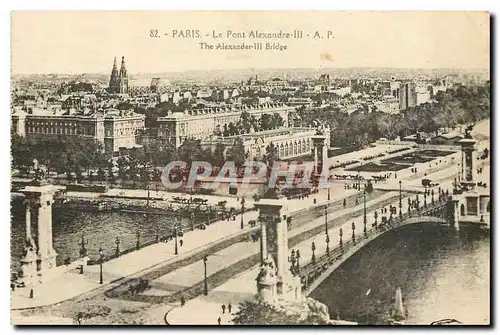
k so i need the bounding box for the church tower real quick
[118,56,129,94]
[108,57,120,94]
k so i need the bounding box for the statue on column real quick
[31,158,47,186]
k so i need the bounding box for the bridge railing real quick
[295,199,449,280]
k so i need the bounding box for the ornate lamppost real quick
[99,247,104,284]
[351,222,356,244]
[240,197,245,230]
[295,250,301,273]
[311,242,316,263]
[339,228,343,250]
[363,191,367,237]
[324,205,329,235]
[288,249,296,275]
[190,212,195,232]
[174,218,179,255]
[399,180,403,218]
[136,230,141,250]
[326,234,330,256]
[203,256,208,296]
[115,237,120,258]
[424,187,427,208]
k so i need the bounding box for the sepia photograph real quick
[9,10,490,326]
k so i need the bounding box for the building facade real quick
[156,102,293,148]
[11,109,144,155]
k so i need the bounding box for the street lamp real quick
[399,180,402,218]
[99,247,104,285]
[190,212,195,232]
[136,230,141,250]
[351,222,356,244]
[240,197,245,230]
[431,189,435,204]
[324,205,329,235]
[424,187,427,208]
[295,250,301,273]
[288,249,296,275]
[115,237,120,258]
[416,194,420,211]
[363,191,367,237]
[327,186,331,201]
[311,242,316,263]
[326,234,330,256]
[203,256,208,296]
[174,218,179,255]
[339,228,343,249]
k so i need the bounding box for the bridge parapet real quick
[297,199,450,295]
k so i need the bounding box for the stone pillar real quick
[255,197,301,301]
[20,184,64,274]
[451,198,460,231]
[311,135,327,175]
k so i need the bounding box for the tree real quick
[262,142,279,168]
[232,301,328,325]
[227,138,247,168]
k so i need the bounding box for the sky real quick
[11,11,490,74]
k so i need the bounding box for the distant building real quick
[12,108,144,155]
[399,82,417,111]
[157,102,293,148]
[108,56,129,94]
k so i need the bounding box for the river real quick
[309,223,490,325]
[10,199,193,272]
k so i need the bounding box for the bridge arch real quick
[302,214,449,296]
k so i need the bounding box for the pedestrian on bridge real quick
[217,316,221,325]
[180,239,184,247]
[228,302,232,313]
[221,304,226,314]
[180,296,185,307]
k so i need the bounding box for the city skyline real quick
[11,11,490,75]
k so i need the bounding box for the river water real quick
[310,223,490,325]
[10,199,192,272]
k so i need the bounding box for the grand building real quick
[11,108,144,155]
[156,102,293,148]
[108,56,129,94]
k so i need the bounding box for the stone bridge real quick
[297,198,452,296]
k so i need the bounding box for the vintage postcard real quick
[10,11,490,325]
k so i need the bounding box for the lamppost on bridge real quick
[324,205,329,235]
[351,222,356,244]
[399,180,403,219]
[424,186,427,208]
[115,237,120,258]
[240,197,245,230]
[431,189,435,204]
[78,234,88,258]
[339,228,343,250]
[288,249,296,275]
[136,230,141,250]
[327,186,331,201]
[203,256,208,296]
[311,242,316,264]
[295,250,301,273]
[416,194,420,212]
[174,217,179,255]
[374,210,378,229]
[326,234,330,256]
[190,212,195,232]
[363,191,367,237]
[99,247,104,285]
